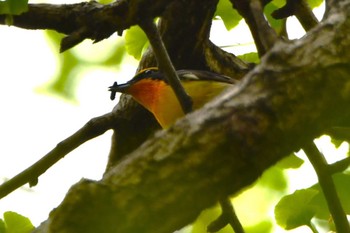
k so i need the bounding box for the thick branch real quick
[0,0,174,51]
[33,1,350,232]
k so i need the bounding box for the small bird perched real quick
[109,68,237,128]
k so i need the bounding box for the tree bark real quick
[31,0,350,232]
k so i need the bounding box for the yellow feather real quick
[151,80,232,128]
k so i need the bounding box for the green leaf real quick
[0,2,10,15]
[259,166,288,192]
[265,2,284,34]
[191,205,222,233]
[98,0,114,4]
[245,220,273,233]
[269,0,323,9]
[125,25,148,60]
[276,153,304,169]
[269,0,285,8]
[43,30,80,99]
[275,189,319,230]
[307,0,324,9]
[102,41,126,66]
[238,52,259,63]
[8,0,28,15]
[328,127,350,142]
[3,211,34,233]
[0,219,5,233]
[215,0,242,30]
[0,0,28,15]
[331,137,344,148]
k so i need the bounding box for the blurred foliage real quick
[97,0,114,4]
[0,0,28,25]
[215,0,242,30]
[264,0,324,36]
[332,138,346,149]
[0,0,28,15]
[0,211,34,233]
[327,127,350,149]
[0,219,4,233]
[267,0,323,9]
[44,30,79,99]
[308,0,324,8]
[43,30,126,99]
[192,161,290,233]
[125,25,148,60]
[238,52,259,63]
[192,205,273,233]
[311,173,350,220]
[276,153,305,170]
[265,2,285,35]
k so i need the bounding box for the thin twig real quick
[0,112,116,199]
[207,198,245,233]
[303,142,350,233]
[139,19,193,114]
[307,222,319,233]
[293,0,319,31]
[329,157,350,174]
[272,0,319,31]
[231,0,278,57]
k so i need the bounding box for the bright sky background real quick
[1,1,347,233]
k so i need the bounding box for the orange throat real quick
[126,79,184,128]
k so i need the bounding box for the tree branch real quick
[32,1,350,232]
[204,40,252,78]
[0,0,175,51]
[329,157,350,174]
[272,0,319,31]
[303,142,350,232]
[207,198,245,233]
[0,112,117,199]
[231,0,278,56]
[139,19,193,114]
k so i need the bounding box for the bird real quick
[109,67,237,129]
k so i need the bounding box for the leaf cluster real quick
[0,211,33,233]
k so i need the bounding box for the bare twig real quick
[303,142,350,233]
[0,112,116,199]
[329,157,350,174]
[231,0,278,56]
[208,198,245,233]
[139,19,193,113]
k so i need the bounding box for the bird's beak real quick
[108,82,131,100]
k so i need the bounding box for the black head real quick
[131,67,164,83]
[108,67,163,100]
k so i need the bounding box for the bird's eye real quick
[144,69,153,75]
